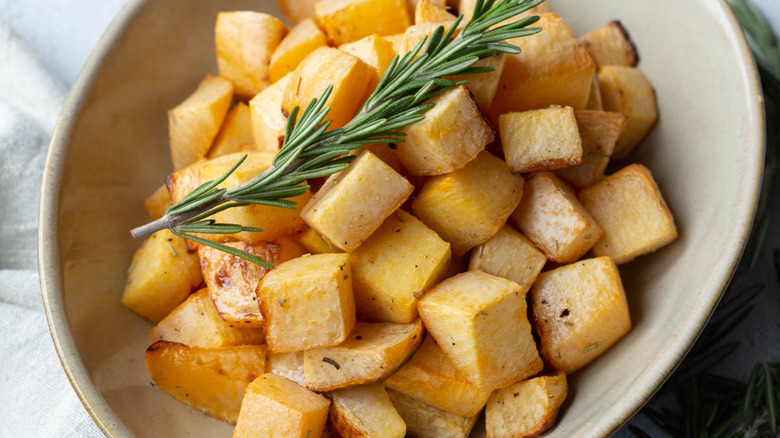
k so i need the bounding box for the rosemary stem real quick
[129,196,225,239]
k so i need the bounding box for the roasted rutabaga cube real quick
[297,227,344,254]
[249,73,290,153]
[530,257,631,373]
[145,342,266,424]
[269,19,328,83]
[384,335,492,417]
[350,210,451,324]
[314,0,412,46]
[215,11,287,99]
[143,184,171,220]
[448,54,507,111]
[500,106,583,173]
[149,289,265,347]
[233,374,331,438]
[597,65,658,159]
[415,0,456,24]
[267,351,306,386]
[338,34,397,94]
[417,270,543,391]
[301,150,413,252]
[168,75,233,170]
[578,164,678,264]
[396,85,494,176]
[555,110,626,189]
[282,47,372,129]
[386,388,480,438]
[511,172,603,264]
[485,372,568,438]
[579,21,639,69]
[207,102,254,159]
[412,151,524,256]
[468,224,547,294]
[258,253,356,353]
[303,320,424,391]
[122,229,202,323]
[329,384,407,438]
[489,13,595,121]
[278,0,320,24]
[397,22,458,57]
[585,74,604,110]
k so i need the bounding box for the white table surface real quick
[2,0,778,436]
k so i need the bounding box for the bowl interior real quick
[40,0,763,436]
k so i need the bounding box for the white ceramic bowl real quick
[39,0,764,436]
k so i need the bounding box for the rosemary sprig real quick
[130,0,543,265]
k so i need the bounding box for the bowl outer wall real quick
[38,0,765,437]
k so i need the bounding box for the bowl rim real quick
[37,0,766,436]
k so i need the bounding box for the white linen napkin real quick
[0,22,102,438]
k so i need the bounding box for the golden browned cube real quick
[386,388,479,438]
[585,74,604,110]
[249,73,290,153]
[149,289,265,347]
[385,32,405,54]
[301,150,413,252]
[530,256,631,373]
[168,75,233,170]
[396,85,494,176]
[485,372,568,438]
[207,102,254,159]
[146,342,267,424]
[303,320,424,391]
[598,65,658,158]
[415,0,455,24]
[258,253,356,353]
[282,47,372,129]
[350,210,451,324]
[500,106,583,173]
[384,335,492,417]
[233,374,331,438]
[143,184,171,220]
[578,164,678,264]
[580,21,639,69]
[122,229,202,323]
[278,0,320,24]
[215,11,287,99]
[489,13,595,122]
[296,227,343,254]
[266,351,306,386]
[555,110,626,189]
[511,172,602,263]
[412,151,524,256]
[468,224,547,293]
[338,34,397,94]
[269,19,328,83]
[329,384,407,438]
[417,270,543,391]
[315,0,412,46]
[449,54,506,111]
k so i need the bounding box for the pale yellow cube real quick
[146,342,267,424]
[598,65,658,158]
[297,227,344,254]
[468,224,547,293]
[234,374,331,438]
[384,335,492,417]
[511,172,602,263]
[361,142,405,174]
[278,0,320,24]
[249,74,290,153]
[396,85,494,176]
[386,388,479,438]
[329,384,407,438]
[417,271,543,391]
[489,13,595,123]
[338,34,396,94]
[258,253,355,353]
[500,106,583,173]
[350,210,451,324]
[486,372,568,438]
[555,109,626,189]
[578,164,678,264]
[415,0,455,24]
[580,21,639,69]
[270,19,328,83]
[208,102,254,159]
[385,33,405,54]
[303,320,424,391]
[122,229,202,323]
[282,47,372,129]
[412,151,524,256]
[215,11,287,99]
[143,184,171,220]
[530,256,631,373]
[301,150,413,252]
[448,54,507,111]
[315,0,412,46]
[149,289,265,347]
[168,75,233,170]
[267,351,306,387]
